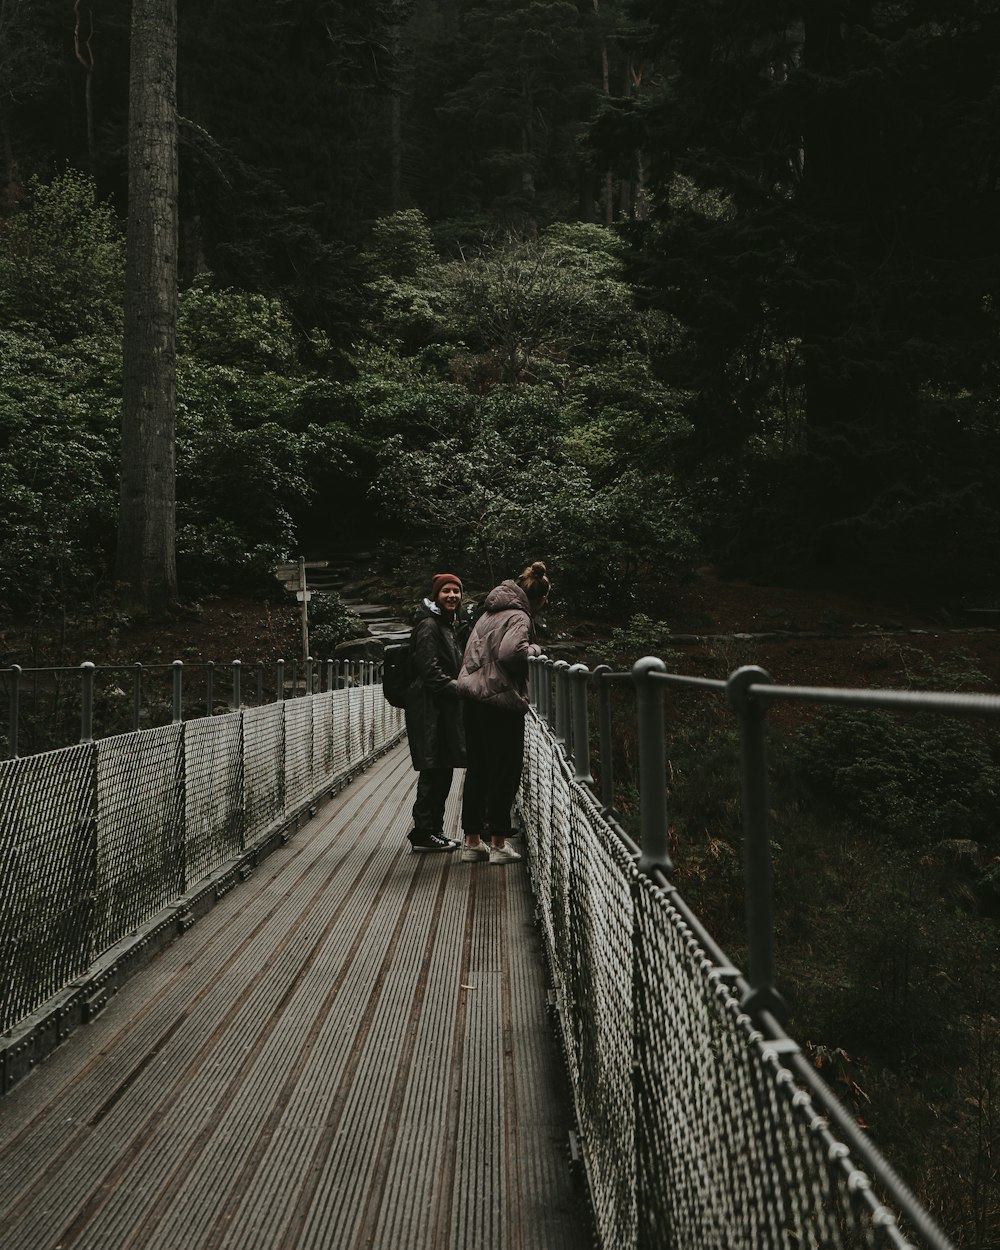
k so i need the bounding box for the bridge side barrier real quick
[0,663,403,1089]
[1,654,363,759]
[521,655,994,1250]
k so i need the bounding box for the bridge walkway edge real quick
[0,741,589,1250]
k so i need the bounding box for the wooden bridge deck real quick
[0,742,588,1250]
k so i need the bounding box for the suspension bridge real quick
[2,654,993,1249]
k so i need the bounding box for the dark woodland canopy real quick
[2,0,1000,602]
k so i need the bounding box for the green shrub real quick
[792,706,999,847]
[0,171,125,341]
[308,592,365,657]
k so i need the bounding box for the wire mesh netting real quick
[284,697,315,802]
[517,711,919,1250]
[0,746,96,1031]
[244,702,285,832]
[1,690,405,1036]
[184,713,245,885]
[95,725,186,952]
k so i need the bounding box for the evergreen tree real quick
[400,0,610,231]
[629,1,1000,591]
[117,0,179,611]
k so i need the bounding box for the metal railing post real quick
[632,656,671,876]
[231,660,241,711]
[543,659,555,727]
[326,659,333,692]
[306,656,314,695]
[727,665,786,1025]
[345,668,353,762]
[256,661,264,706]
[9,664,21,758]
[206,661,214,716]
[172,660,184,723]
[530,657,540,721]
[569,664,594,785]
[80,661,96,744]
[535,658,548,723]
[132,663,143,732]
[593,664,616,817]
[553,660,570,748]
[276,659,285,702]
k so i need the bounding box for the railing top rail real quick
[593,669,632,684]
[747,678,1000,718]
[650,670,727,693]
[533,651,1000,717]
[2,655,359,680]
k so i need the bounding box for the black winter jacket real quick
[404,600,467,770]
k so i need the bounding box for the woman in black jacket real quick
[404,573,468,851]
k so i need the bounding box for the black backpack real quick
[381,640,413,708]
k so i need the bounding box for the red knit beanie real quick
[430,573,463,598]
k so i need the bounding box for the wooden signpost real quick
[274,560,328,663]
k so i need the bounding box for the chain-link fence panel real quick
[362,684,378,757]
[329,688,352,777]
[566,788,637,1250]
[632,879,906,1248]
[519,717,554,951]
[184,714,245,884]
[548,757,574,1032]
[347,685,364,764]
[0,745,96,1032]
[94,725,185,953]
[1,678,403,1039]
[284,697,315,803]
[243,702,285,836]
[311,691,336,779]
[519,711,921,1250]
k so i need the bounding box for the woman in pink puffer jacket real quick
[457,561,550,865]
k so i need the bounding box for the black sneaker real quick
[408,831,458,852]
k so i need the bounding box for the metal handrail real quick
[526,650,995,1250]
[1,655,372,758]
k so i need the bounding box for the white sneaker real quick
[489,843,522,865]
[461,840,490,862]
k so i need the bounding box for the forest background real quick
[2,1,1000,1244]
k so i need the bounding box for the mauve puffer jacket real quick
[457,580,540,714]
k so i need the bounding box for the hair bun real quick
[529,561,547,578]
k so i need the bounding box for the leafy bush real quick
[178,278,300,374]
[176,413,311,591]
[604,613,679,669]
[308,592,366,657]
[550,468,696,612]
[0,171,125,341]
[0,328,121,615]
[791,651,1000,848]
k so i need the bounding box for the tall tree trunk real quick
[73,1,96,171]
[594,0,613,224]
[389,0,404,211]
[116,0,178,611]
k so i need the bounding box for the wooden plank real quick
[0,747,590,1250]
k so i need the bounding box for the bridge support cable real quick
[521,653,968,1250]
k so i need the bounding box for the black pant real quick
[412,767,454,834]
[461,702,525,838]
